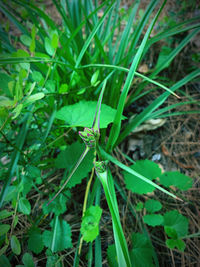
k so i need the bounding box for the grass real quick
[0,0,200,266]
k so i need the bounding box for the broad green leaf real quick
[22,253,35,267]
[20,35,32,47]
[58,83,68,94]
[31,71,43,83]
[107,244,118,267]
[45,250,62,267]
[26,166,41,178]
[28,228,44,254]
[159,172,193,191]
[55,142,94,188]
[11,235,21,255]
[0,96,14,107]
[164,226,178,239]
[42,217,72,252]
[0,210,13,220]
[45,37,55,56]
[163,210,188,238]
[166,238,186,251]
[81,206,102,242]
[0,224,10,236]
[55,101,126,128]
[144,199,162,213]
[12,104,23,119]
[43,192,69,216]
[143,214,164,227]
[0,255,11,267]
[123,160,162,194]
[18,197,31,215]
[130,233,154,267]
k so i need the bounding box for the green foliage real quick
[42,216,72,253]
[0,0,198,265]
[123,160,162,194]
[81,205,102,242]
[55,101,125,128]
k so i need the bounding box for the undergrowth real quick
[0,0,199,266]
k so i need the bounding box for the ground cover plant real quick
[0,0,200,266]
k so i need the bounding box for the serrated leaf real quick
[45,37,55,56]
[0,224,10,236]
[145,199,162,213]
[143,214,164,227]
[81,206,102,242]
[42,217,72,252]
[18,197,31,215]
[55,142,93,188]
[163,210,188,238]
[159,172,193,191]
[130,233,154,267]
[22,253,35,267]
[28,228,44,254]
[11,235,21,255]
[166,238,186,251]
[43,192,69,216]
[123,160,162,194]
[55,101,126,128]
[107,244,118,267]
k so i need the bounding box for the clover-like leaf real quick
[145,199,162,213]
[163,210,188,238]
[81,206,102,242]
[159,172,193,191]
[123,160,162,194]
[143,214,164,227]
[166,238,186,251]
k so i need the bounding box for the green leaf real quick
[11,235,21,255]
[31,71,43,83]
[43,193,69,216]
[28,228,44,254]
[18,197,31,215]
[144,199,162,213]
[0,72,14,97]
[135,202,144,211]
[55,142,94,188]
[26,166,41,178]
[163,210,188,238]
[45,80,56,93]
[159,171,193,191]
[130,233,154,267]
[143,214,164,227]
[0,210,13,220]
[58,83,68,94]
[81,206,102,242]
[164,226,178,239]
[55,101,126,128]
[22,253,35,267]
[0,255,11,267]
[45,250,62,267]
[42,217,72,253]
[45,37,55,56]
[91,70,100,86]
[12,104,23,119]
[51,32,59,49]
[123,160,162,194]
[107,244,118,267]
[0,224,10,236]
[166,238,186,251]
[20,35,32,47]
[23,93,45,106]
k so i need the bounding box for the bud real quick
[79,127,99,148]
